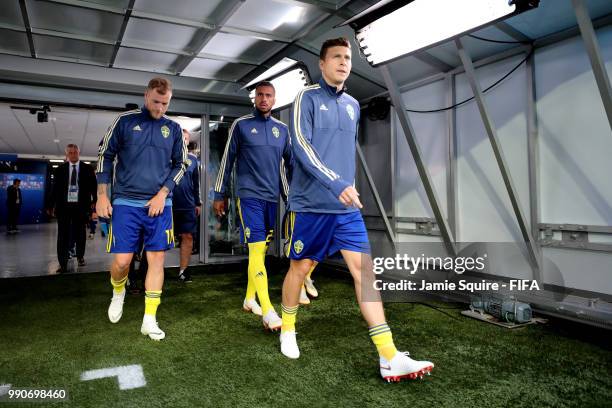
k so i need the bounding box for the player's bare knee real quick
[113,254,132,271]
[291,259,313,279]
[147,251,165,263]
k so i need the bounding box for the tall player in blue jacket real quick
[214,81,291,331]
[279,38,434,382]
[96,77,188,341]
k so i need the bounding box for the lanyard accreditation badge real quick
[68,164,79,203]
[68,185,79,203]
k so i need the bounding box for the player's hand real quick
[146,192,166,217]
[338,186,363,209]
[195,205,202,217]
[213,200,225,217]
[96,195,113,218]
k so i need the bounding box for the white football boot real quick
[280,331,300,359]
[262,309,282,331]
[243,298,263,316]
[299,286,310,305]
[380,351,434,382]
[107,289,126,323]
[140,315,166,341]
[304,277,318,298]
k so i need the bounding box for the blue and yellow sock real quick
[144,290,162,317]
[281,304,299,333]
[110,275,127,294]
[369,323,397,361]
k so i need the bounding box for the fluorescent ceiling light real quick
[169,116,201,132]
[245,60,312,111]
[283,5,304,24]
[245,57,299,89]
[341,0,539,66]
[271,5,305,30]
[49,159,64,163]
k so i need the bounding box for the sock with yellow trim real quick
[110,275,127,294]
[144,290,162,317]
[281,304,299,333]
[369,323,398,361]
[247,241,273,315]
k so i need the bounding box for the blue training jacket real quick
[96,106,188,201]
[214,109,291,203]
[173,153,201,210]
[288,78,360,213]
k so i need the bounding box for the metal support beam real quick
[356,144,396,247]
[539,223,612,253]
[571,0,612,132]
[361,44,532,106]
[200,114,210,263]
[0,22,26,33]
[284,0,340,13]
[109,0,135,67]
[379,65,457,256]
[526,51,540,244]
[134,12,292,43]
[41,0,288,43]
[131,10,215,30]
[219,26,291,43]
[40,0,123,14]
[390,104,397,236]
[535,12,612,48]
[446,73,458,239]
[31,27,114,45]
[21,27,260,66]
[18,0,36,58]
[174,0,245,75]
[413,52,454,72]
[194,53,259,66]
[455,37,542,282]
[495,21,532,43]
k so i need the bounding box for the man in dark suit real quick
[49,144,97,272]
[6,178,22,234]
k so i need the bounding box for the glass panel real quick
[205,118,246,259]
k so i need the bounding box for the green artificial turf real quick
[0,263,610,408]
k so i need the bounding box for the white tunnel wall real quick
[393,78,449,244]
[356,114,392,218]
[455,54,530,243]
[395,79,449,216]
[359,27,612,295]
[536,27,612,227]
[454,54,534,281]
[535,25,612,294]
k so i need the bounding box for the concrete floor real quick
[0,223,197,278]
